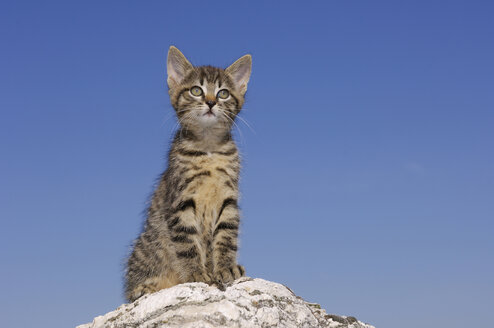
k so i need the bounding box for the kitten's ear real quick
[167,46,193,88]
[225,54,252,95]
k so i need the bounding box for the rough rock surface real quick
[77,277,374,328]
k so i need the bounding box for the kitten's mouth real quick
[204,110,216,117]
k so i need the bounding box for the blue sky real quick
[1,1,493,327]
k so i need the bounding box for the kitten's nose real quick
[206,100,216,109]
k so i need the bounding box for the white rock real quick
[77,277,374,328]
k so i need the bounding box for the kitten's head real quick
[167,46,251,135]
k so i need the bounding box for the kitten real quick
[125,46,252,302]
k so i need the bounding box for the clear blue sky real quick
[1,1,493,327]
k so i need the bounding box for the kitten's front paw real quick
[214,264,245,285]
[187,270,213,284]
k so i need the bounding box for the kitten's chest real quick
[194,156,227,198]
[183,153,238,224]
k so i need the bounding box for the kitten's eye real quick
[217,89,230,99]
[190,86,203,97]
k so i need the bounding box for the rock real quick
[77,277,374,328]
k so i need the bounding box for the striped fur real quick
[125,46,251,302]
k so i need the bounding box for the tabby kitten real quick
[125,46,252,302]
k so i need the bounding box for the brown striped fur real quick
[125,46,251,302]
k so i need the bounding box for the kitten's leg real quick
[212,198,244,286]
[126,275,174,302]
[168,198,212,284]
[125,232,178,302]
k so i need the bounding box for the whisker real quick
[219,110,244,144]
[161,112,177,127]
[162,109,189,130]
[235,114,256,135]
